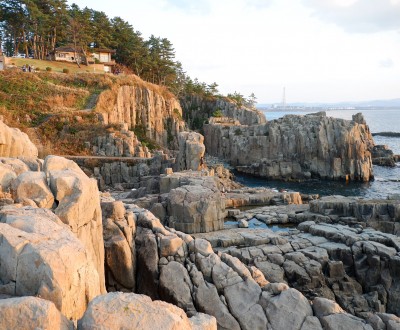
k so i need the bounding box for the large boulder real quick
[166,175,225,234]
[44,155,106,293]
[78,292,217,330]
[11,171,54,208]
[159,261,196,315]
[0,296,73,330]
[0,206,101,319]
[262,288,313,330]
[0,120,38,158]
[176,131,205,171]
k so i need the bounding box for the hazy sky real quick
[67,0,400,103]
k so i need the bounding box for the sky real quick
[67,0,400,104]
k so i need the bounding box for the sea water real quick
[234,108,400,199]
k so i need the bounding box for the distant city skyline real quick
[67,0,400,103]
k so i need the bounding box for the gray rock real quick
[204,112,373,181]
[300,316,323,330]
[320,313,374,330]
[159,261,196,315]
[263,288,313,330]
[224,278,267,330]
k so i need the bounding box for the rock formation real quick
[204,112,374,181]
[93,128,151,158]
[371,144,397,167]
[0,297,73,330]
[99,195,393,330]
[176,131,206,171]
[0,120,38,158]
[101,200,137,292]
[0,206,101,319]
[195,199,400,319]
[96,85,186,149]
[78,292,217,330]
[44,155,106,292]
[0,155,106,295]
[180,94,266,129]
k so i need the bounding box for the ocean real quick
[234,108,400,199]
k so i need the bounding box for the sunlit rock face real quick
[204,112,374,182]
[0,120,38,158]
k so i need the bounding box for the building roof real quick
[54,45,85,53]
[54,46,116,54]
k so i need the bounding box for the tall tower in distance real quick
[281,86,286,110]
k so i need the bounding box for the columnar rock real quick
[101,200,136,292]
[176,131,205,171]
[44,155,106,293]
[100,199,379,330]
[93,129,151,157]
[204,112,374,181]
[0,206,101,319]
[0,120,38,158]
[180,94,266,129]
[78,292,217,330]
[0,296,73,330]
[164,173,226,233]
[96,85,186,149]
[309,195,400,235]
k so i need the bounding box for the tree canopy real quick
[0,0,257,104]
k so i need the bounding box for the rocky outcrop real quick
[193,201,400,319]
[96,85,186,149]
[0,120,38,158]
[225,187,303,208]
[371,145,397,167]
[180,94,266,129]
[101,200,136,292]
[0,206,101,319]
[98,196,386,329]
[0,155,106,297]
[44,155,106,292]
[204,112,374,182]
[308,196,400,235]
[66,152,174,190]
[176,131,205,171]
[0,296,73,330]
[92,128,151,158]
[161,171,226,233]
[78,292,217,330]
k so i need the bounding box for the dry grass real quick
[0,59,177,156]
[8,57,105,74]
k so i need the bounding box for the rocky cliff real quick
[180,94,266,130]
[204,112,374,181]
[96,85,186,149]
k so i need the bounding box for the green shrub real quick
[173,108,183,120]
[234,128,242,136]
[212,109,223,117]
[62,68,70,74]
[46,67,52,72]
